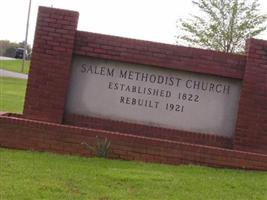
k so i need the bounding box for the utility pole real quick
[21,0,32,73]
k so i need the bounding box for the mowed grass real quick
[0,59,30,74]
[0,77,27,113]
[0,148,266,200]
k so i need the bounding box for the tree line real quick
[176,0,267,53]
[0,40,32,59]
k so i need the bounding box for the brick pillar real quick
[23,7,79,123]
[234,38,267,154]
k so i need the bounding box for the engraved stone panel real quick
[65,56,242,137]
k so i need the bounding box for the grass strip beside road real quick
[0,59,30,74]
[0,148,266,200]
[0,77,27,113]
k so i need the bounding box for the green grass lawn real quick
[0,77,27,113]
[0,59,30,74]
[0,148,266,200]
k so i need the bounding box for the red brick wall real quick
[1,6,265,170]
[69,27,248,151]
[74,31,246,79]
[23,7,79,123]
[1,115,267,171]
[234,39,267,154]
[64,114,233,149]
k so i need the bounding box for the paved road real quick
[0,69,28,79]
[0,56,16,60]
[0,56,28,79]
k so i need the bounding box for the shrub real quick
[82,136,111,158]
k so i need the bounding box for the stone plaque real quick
[65,56,242,137]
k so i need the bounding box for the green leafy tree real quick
[176,0,267,53]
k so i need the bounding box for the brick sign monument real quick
[0,7,267,170]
